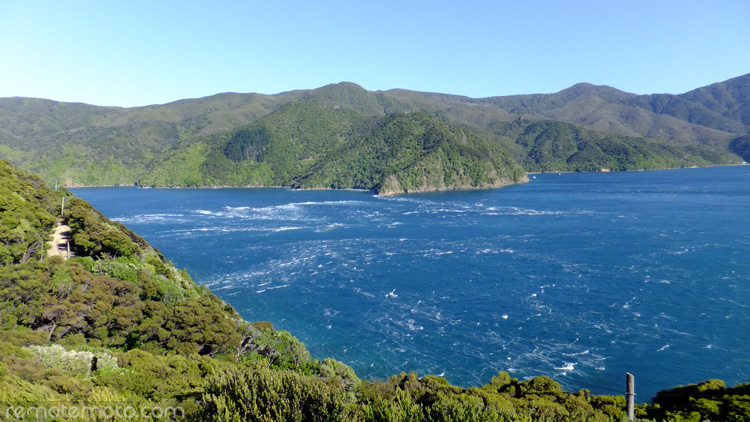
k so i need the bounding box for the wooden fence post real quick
[626,372,635,421]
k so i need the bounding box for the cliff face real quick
[376,176,525,196]
[375,151,528,196]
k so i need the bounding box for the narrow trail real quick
[47,220,74,259]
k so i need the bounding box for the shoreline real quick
[64,162,748,190]
[525,161,747,175]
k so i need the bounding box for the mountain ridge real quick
[1,73,748,189]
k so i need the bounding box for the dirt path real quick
[47,222,74,259]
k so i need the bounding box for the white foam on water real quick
[291,200,358,206]
[555,362,576,372]
[116,213,188,224]
[422,249,454,258]
[563,350,590,357]
[271,226,304,232]
[323,308,340,317]
[316,223,346,232]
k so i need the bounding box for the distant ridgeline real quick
[3,162,750,419]
[1,74,749,191]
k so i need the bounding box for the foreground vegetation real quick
[1,159,749,421]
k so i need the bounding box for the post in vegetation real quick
[626,372,635,421]
[61,196,65,217]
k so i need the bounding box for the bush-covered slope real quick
[139,107,528,194]
[0,161,62,265]
[489,119,731,172]
[0,160,355,417]
[0,91,304,187]
[295,112,527,195]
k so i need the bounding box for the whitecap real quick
[323,309,339,317]
[555,362,576,371]
[315,223,346,232]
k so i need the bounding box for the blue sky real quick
[1,0,748,107]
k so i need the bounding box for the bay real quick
[74,165,750,401]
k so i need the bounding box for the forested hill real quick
[3,161,750,420]
[1,74,749,189]
[139,107,528,194]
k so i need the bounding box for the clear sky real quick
[1,0,748,107]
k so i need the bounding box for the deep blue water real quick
[74,166,750,401]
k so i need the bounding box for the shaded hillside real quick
[1,74,748,187]
[489,119,728,172]
[730,132,750,161]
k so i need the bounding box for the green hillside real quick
[0,91,303,187]
[139,105,528,194]
[1,75,748,189]
[0,159,358,418]
[489,119,727,172]
[295,112,527,194]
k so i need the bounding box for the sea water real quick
[74,165,750,401]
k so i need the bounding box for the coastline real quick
[64,162,748,190]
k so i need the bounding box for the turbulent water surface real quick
[74,166,750,400]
